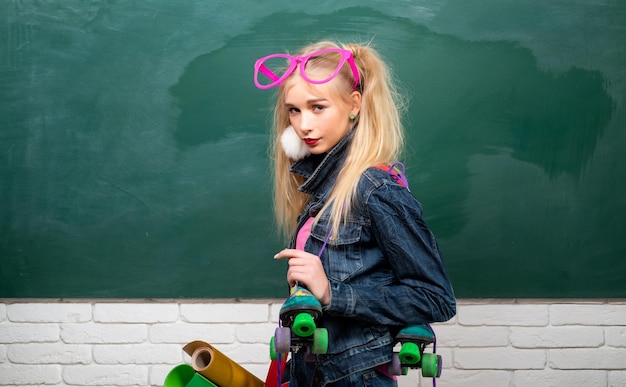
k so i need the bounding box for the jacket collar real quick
[289,130,354,197]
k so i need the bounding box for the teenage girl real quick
[254,41,456,387]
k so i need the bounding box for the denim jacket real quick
[287,131,456,386]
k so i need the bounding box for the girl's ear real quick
[350,90,362,117]
[281,125,311,160]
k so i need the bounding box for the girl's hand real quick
[274,249,331,306]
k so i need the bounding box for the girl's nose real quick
[299,111,315,133]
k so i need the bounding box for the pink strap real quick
[372,163,410,190]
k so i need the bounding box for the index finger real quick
[273,249,298,260]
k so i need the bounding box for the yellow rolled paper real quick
[183,340,264,387]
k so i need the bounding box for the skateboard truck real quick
[388,324,442,379]
[270,284,329,360]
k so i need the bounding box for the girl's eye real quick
[288,107,300,115]
[313,105,325,112]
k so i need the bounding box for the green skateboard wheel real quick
[398,341,421,364]
[292,312,316,337]
[421,353,440,378]
[269,337,278,361]
[311,328,329,354]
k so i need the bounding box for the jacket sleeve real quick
[323,179,457,326]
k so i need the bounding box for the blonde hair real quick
[270,41,407,240]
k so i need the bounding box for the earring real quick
[349,113,356,120]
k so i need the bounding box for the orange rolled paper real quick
[183,340,264,387]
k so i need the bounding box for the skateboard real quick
[270,284,329,360]
[388,324,442,378]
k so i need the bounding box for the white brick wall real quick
[0,299,625,387]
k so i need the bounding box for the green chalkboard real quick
[1,2,625,298]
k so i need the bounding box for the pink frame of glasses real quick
[254,48,360,90]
